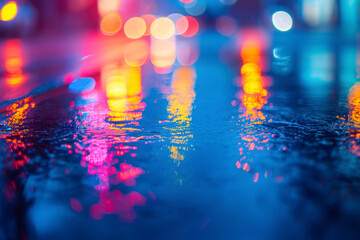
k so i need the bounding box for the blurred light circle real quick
[151,17,175,40]
[272,11,293,32]
[100,13,123,35]
[124,17,146,39]
[185,0,206,16]
[176,16,189,36]
[177,16,199,37]
[215,16,237,36]
[0,1,18,21]
[220,0,237,5]
[141,14,156,36]
[168,13,185,35]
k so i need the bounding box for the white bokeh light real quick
[272,11,293,32]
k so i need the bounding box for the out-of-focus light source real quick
[176,16,199,37]
[168,13,185,35]
[302,0,336,28]
[272,11,293,32]
[216,16,236,36]
[100,13,123,35]
[98,0,120,17]
[124,17,146,39]
[185,0,206,16]
[0,1,18,22]
[4,40,25,86]
[141,14,156,36]
[151,17,175,40]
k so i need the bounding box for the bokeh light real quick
[168,13,185,35]
[272,11,293,32]
[124,17,146,39]
[0,1,18,22]
[4,40,25,86]
[150,17,175,40]
[141,14,156,36]
[100,13,123,35]
[215,16,237,36]
[98,0,120,17]
[184,0,206,16]
[177,16,199,37]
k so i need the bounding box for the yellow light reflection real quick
[0,1,17,21]
[5,97,35,169]
[106,66,142,98]
[239,40,268,122]
[166,67,196,164]
[103,64,145,123]
[235,36,271,182]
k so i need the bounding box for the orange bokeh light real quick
[124,17,146,39]
[4,40,25,86]
[100,13,123,35]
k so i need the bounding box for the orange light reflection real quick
[4,40,25,86]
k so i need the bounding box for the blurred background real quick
[0,0,359,37]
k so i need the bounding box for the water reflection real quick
[166,67,196,166]
[1,97,35,240]
[68,63,149,221]
[235,34,273,183]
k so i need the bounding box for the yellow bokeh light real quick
[1,1,18,22]
[150,17,175,40]
[105,66,142,99]
[124,17,146,39]
[100,13,123,35]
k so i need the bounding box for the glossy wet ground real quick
[0,31,360,240]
